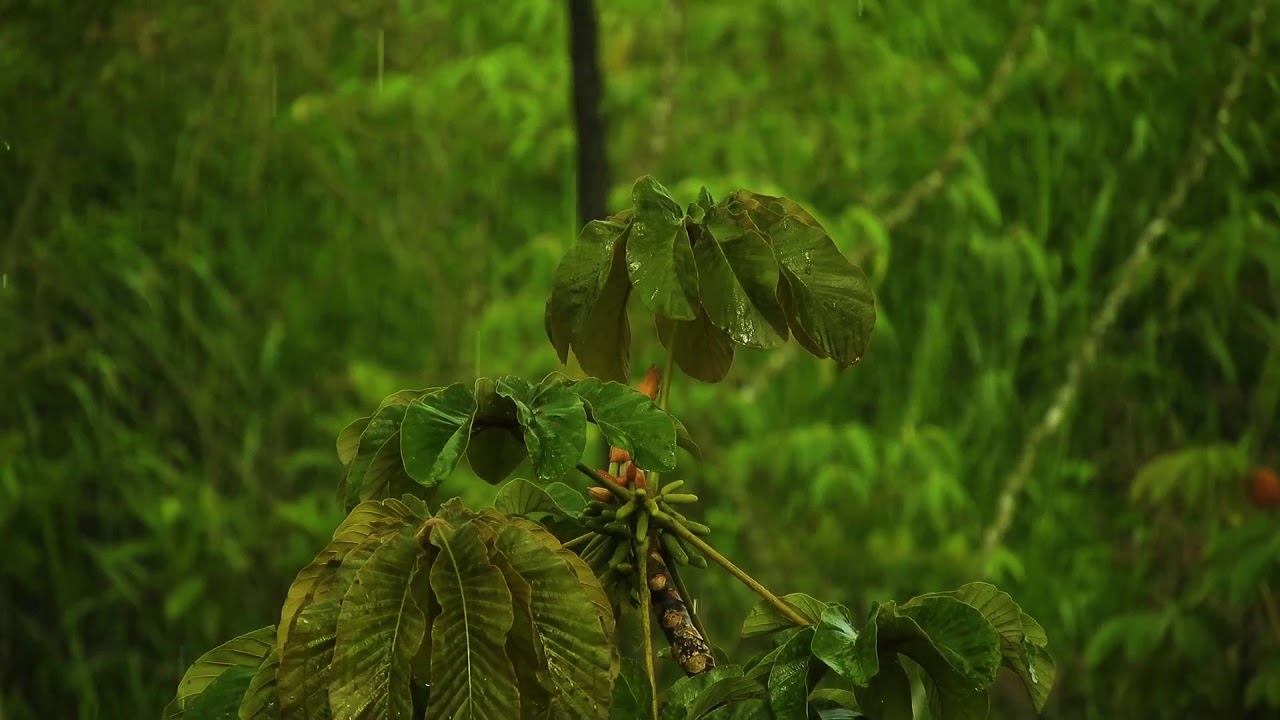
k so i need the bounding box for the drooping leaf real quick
[546,218,632,363]
[768,216,875,365]
[852,655,912,720]
[673,417,703,460]
[808,688,859,713]
[812,604,879,686]
[767,627,818,720]
[425,520,518,720]
[237,648,280,720]
[741,594,828,638]
[489,517,614,720]
[570,228,634,384]
[337,418,371,467]
[656,307,735,383]
[164,626,275,720]
[484,540,552,719]
[186,665,257,720]
[329,531,431,720]
[571,378,677,472]
[627,175,699,321]
[467,378,527,484]
[497,376,588,483]
[923,676,989,720]
[400,383,478,488]
[279,537,384,720]
[278,501,418,651]
[360,432,420,503]
[342,405,410,510]
[495,478,586,520]
[696,206,788,349]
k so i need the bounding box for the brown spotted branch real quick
[645,542,715,676]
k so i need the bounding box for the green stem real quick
[637,539,660,720]
[576,462,633,503]
[667,559,711,649]
[667,521,811,628]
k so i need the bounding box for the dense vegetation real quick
[2,0,1277,718]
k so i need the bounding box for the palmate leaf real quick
[164,626,275,719]
[656,308,735,383]
[482,534,553,720]
[545,219,634,384]
[627,175,699,321]
[400,383,478,488]
[328,531,432,720]
[339,390,437,510]
[812,605,878,686]
[570,378,677,472]
[495,478,586,520]
[497,376,587,483]
[424,519,518,720]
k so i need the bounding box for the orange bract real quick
[1248,466,1280,509]
[637,365,661,401]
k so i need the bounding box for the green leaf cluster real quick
[335,374,697,510]
[164,496,618,720]
[545,177,876,383]
[656,583,1056,720]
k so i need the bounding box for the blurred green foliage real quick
[2,0,1278,718]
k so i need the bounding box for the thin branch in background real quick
[648,0,684,163]
[881,0,1042,232]
[978,0,1268,566]
[567,0,610,226]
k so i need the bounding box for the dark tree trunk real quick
[566,0,609,227]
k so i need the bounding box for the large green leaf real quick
[627,175,699,321]
[337,418,371,467]
[164,626,275,719]
[661,666,745,720]
[425,520,518,720]
[279,537,384,720]
[401,383,478,488]
[767,627,818,720]
[495,479,586,520]
[278,502,416,651]
[696,205,788,349]
[768,216,875,365]
[571,378,677,472]
[685,676,766,719]
[569,226,634,383]
[655,307,735,383]
[490,517,614,720]
[611,658,653,720]
[342,405,409,511]
[545,218,631,364]
[497,376,588,483]
[812,604,878,686]
[912,583,1054,712]
[360,432,420,503]
[237,648,280,720]
[329,531,431,720]
[467,378,527,484]
[187,665,257,720]
[741,593,828,638]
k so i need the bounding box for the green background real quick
[2,0,1278,718]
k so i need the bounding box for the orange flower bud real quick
[637,365,660,401]
[628,465,647,489]
[610,447,632,464]
[587,486,614,503]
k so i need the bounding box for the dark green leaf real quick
[627,175,699,321]
[571,378,677,472]
[236,648,279,720]
[187,665,256,720]
[852,655,912,720]
[808,688,859,712]
[686,676,766,719]
[468,377,528,484]
[924,677,989,720]
[656,307,735,383]
[337,417,371,467]
[611,657,653,720]
[342,405,409,510]
[484,539,552,719]
[400,383,478,487]
[164,626,275,720]
[673,416,703,460]
[813,604,878,686]
[769,216,875,365]
[697,206,788,349]
[896,597,1002,688]
[662,666,745,720]
[497,377,588,483]
[546,218,631,364]
[360,431,420,502]
[573,230,634,383]
[741,593,828,638]
[767,627,818,720]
